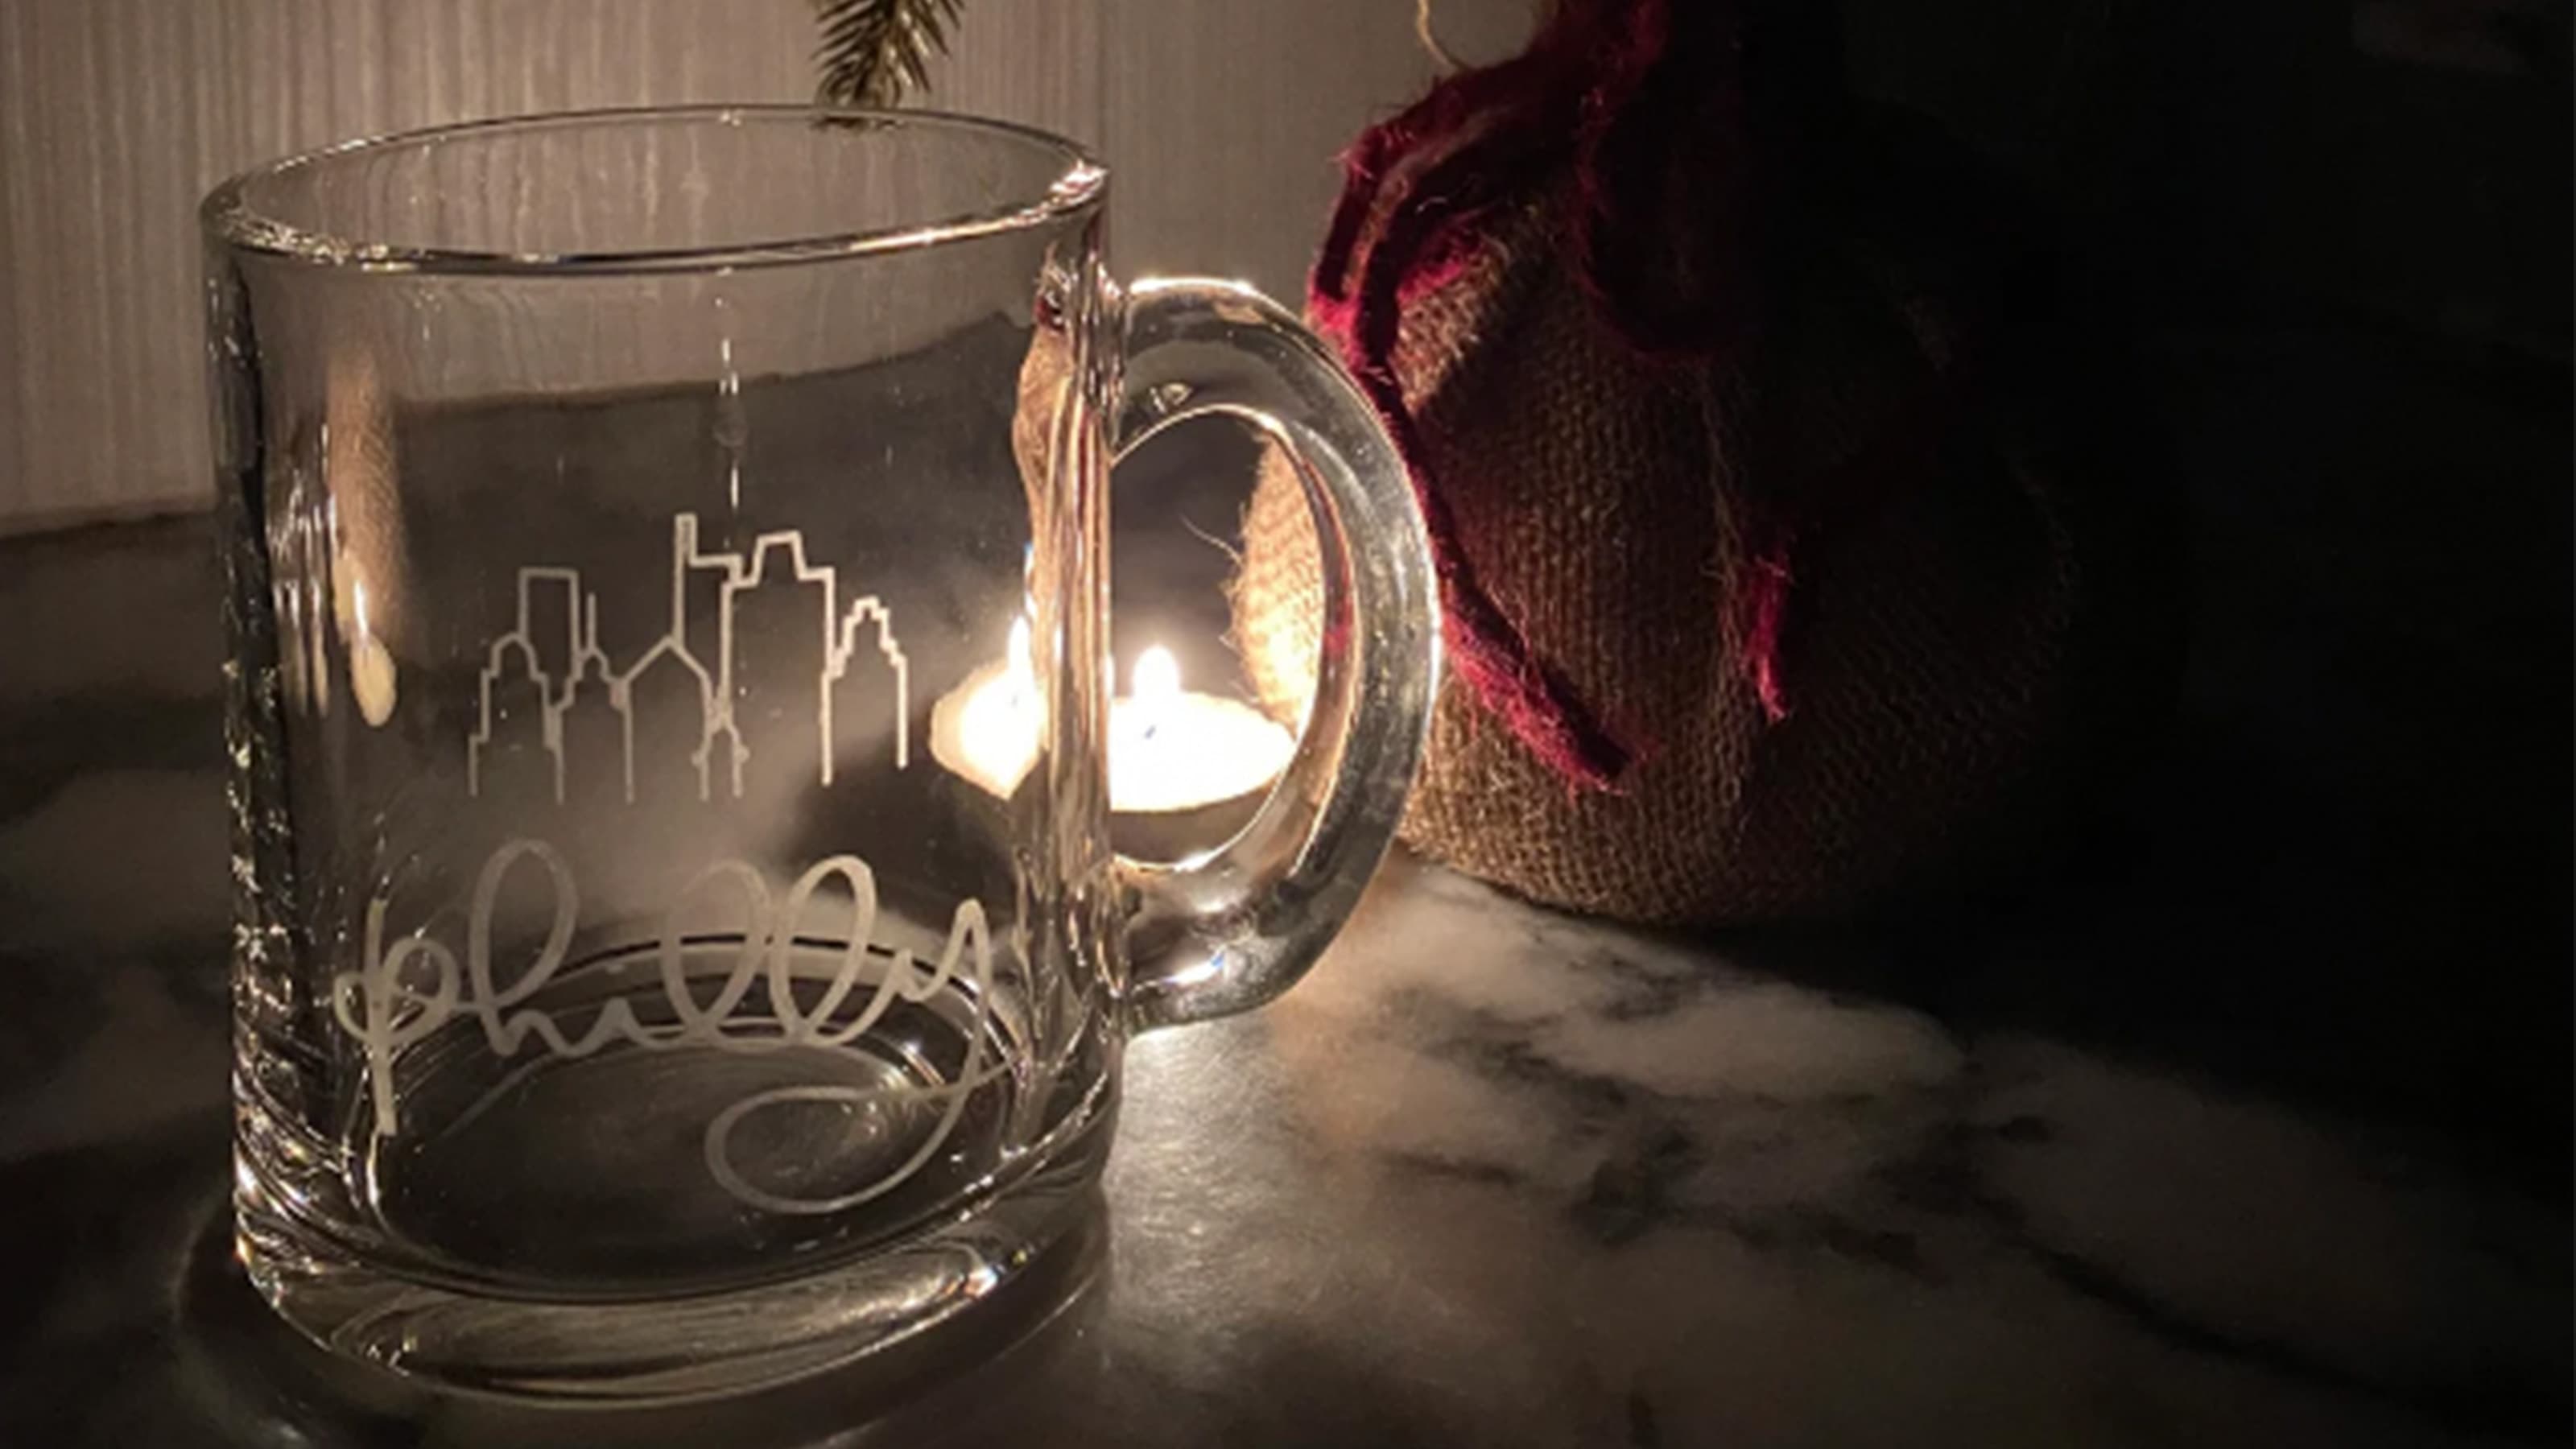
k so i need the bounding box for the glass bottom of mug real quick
[234,1091,1110,1404]
[231,937,1117,1403]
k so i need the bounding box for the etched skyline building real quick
[466,515,909,803]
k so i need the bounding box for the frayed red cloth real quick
[1310,0,1773,787]
[1240,2,2178,923]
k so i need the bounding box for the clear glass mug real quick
[203,106,1437,1402]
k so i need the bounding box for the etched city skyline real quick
[467,514,910,803]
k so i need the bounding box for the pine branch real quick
[814,0,967,108]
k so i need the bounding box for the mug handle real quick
[1110,278,1440,1028]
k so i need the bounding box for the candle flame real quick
[1134,644,1182,705]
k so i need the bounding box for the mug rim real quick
[200,104,1107,276]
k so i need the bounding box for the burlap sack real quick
[1232,126,2173,926]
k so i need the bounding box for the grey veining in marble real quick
[0,516,2566,1448]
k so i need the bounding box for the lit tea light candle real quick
[1108,645,1294,816]
[928,633,1295,857]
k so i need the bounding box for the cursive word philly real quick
[332,839,995,1153]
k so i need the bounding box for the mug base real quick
[231,1088,1114,1406]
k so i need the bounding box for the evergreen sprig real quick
[814,0,966,108]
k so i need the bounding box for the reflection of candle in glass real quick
[928,617,1043,799]
[346,576,398,726]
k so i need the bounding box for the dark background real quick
[1838,0,2573,1197]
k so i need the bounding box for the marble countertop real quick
[0,516,2566,1448]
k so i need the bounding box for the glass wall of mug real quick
[209,109,1129,1397]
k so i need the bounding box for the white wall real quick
[0,0,1533,532]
